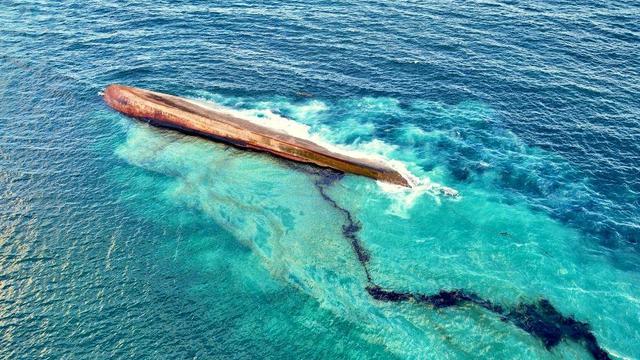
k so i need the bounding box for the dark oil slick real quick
[307,165,610,360]
[2,0,638,358]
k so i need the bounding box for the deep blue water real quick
[1,1,639,358]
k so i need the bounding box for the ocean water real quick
[1,1,639,359]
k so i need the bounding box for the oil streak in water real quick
[304,166,610,360]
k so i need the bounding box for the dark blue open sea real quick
[1,1,639,359]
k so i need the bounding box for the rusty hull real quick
[103,84,411,187]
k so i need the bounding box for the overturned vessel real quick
[103,84,411,187]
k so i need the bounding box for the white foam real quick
[188,98,312,137]
[186,97,459,201]
[606,349,633,360]
[189,99,403,166]
[378,176,460,218]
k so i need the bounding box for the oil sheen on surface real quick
[1,1,638,359]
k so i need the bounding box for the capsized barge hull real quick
[103,84,411,187]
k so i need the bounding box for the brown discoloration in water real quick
[103,84,411,187]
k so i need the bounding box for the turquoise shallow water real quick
[1,1,639,359]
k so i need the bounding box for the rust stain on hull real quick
[103,84,411,187]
